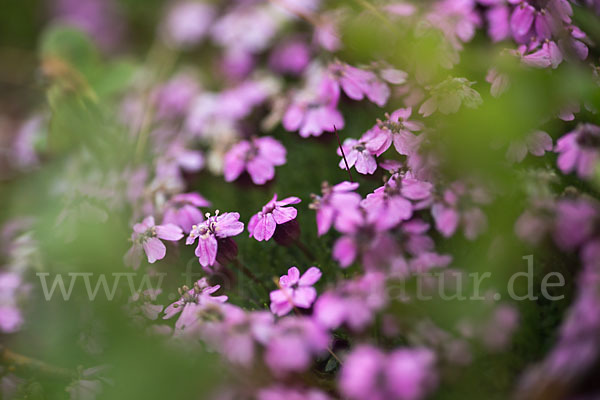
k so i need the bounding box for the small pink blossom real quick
[329,61,391,107]
[555,123,600,179]
[310,181,363,236]
[338,138,378,175]
[224,136,286,185]
[163,193,211,233]
[270,266,322,316]
[186,211,244,267]
[125,216,183,269]
[364,108,424,157]
[248,194,301,241]
[283,74,344,138]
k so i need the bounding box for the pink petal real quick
[155,224,184,241]
[287,267,300,285]
[299,266,322,286]
[333,236,357,267]
[272,206,297,225]
[143,237,166,263]
[195,234,218,266]
[293,286,317,308]
[247,157,275,185]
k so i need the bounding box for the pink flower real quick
[163,278,228,331]
[555,123,600,179]
[314,272,387,331]
[337,138,378,175]
[264,317,329,374]
[186,211,244,267]
[522,41,563,69]
[163,192,211,233]
[224,136,286,185]
[269,39,310,75]
[339,345,437,400]
[364,108,424,157]
[162,1,215,48]
[270,266,322,316]
[329,61,391,107]
[361,174,432,231]
[125,216,183,269]
[310,181,362,236]
[248,194,301,241]
[283,75,344,138]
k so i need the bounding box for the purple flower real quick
[186,211,244,267]
[0,306,23,334]
[269,39,310,75]
[339,345,437,400]
[522,40,563,69]
[270,266,322,316]
[364,108,424,157]
[310,181,362,236]
[224,137,286,185]
[163,193,211,233]
[314,272,387,331]
[152,73,199,118]
[329,61,391,107]
[264,317,329,374]
[283,74,344,138]
[506,131,553,163]
[555,124,600,178]
[553,198,598,251]
[125,216,183,269]
[162,1,215,48]
[431,183,490,239]
[337,138,378,175]
[163,278,228,331]
[248,194,301,241]
[361,174,432,231]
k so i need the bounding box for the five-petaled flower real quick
[248,194,301,241]
[224,136,287,185]
[125,216,183,269]
[186,211,245,267]
[270,266,322,316]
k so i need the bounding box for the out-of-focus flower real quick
[555,123,600,179]
[339,345,437,400]
[314,272,386,331]
[224,137,286,185]
[269,39,311,75]
[248,194,301,241]
[309,181,362,236]
[270,266,321,316]
[161,1,215,48]
[329,61,393,107]
[186,211,244,267]
[283,70,344,137]
[485,68,510,97]
[163,278,228,331]
[163,193,211,233]
[264,317,329,374]
[125,216,183,269]
[506,131,553,163]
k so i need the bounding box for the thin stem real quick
[232,258,268,292]
[0,345,73,379]
[334,125,354,183]
[295,239,316,262]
